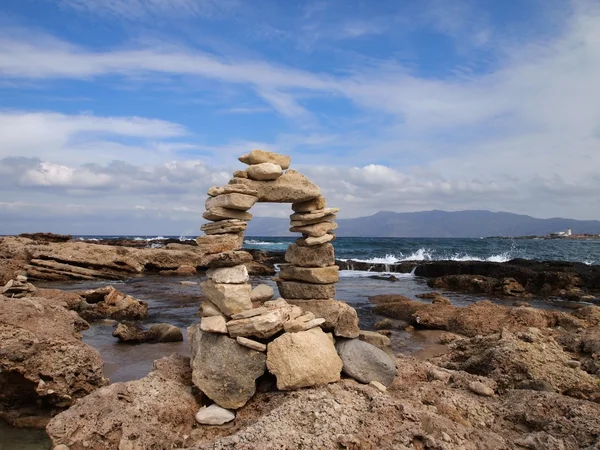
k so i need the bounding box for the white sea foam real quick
[339,248,512,264]
[134,236,166,241]
[339,270,416,278]
[245,240,277,245]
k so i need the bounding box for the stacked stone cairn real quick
[1,275,37,298]
[191,150,396,425]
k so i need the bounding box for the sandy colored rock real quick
[267,327,343,390]
[207,264,249,284]
[195,233,244,255]
[279,264,339,284]
[296,233,336,246]
[469,381,495,397]
[207,185,258,197]
[189,326,266,409]
[231,307,269,319]
[275,278,336,299]
[238,149,291,170]
[201,280,252,316]
[201,219,248,235]
[290,214,337,227]
[358,330,392,350]
[204,251,253,268]
[288,299,360,338]
[290,208,340,222]
[335,339,397,386]
[292,196,327,213]
[46,354,198,450]
[150,323,183,342]
[290,221,338,237]
[369,380,387,392]
[246,162,283,181]
[195,404,236,425]
[198,300,224,317]
[112,323,154,343]
[203,207,252,222]
[233,170,248,178]
[79,286,148,321]
[226,308,287,339]
[230,170,320,203]
[0,296,107,410]
[250,284,274,302]
[206,193,258,211]
[236,336,267,352]
[284,317,326,332]
[285,243,335,268]
[201,315,228,334]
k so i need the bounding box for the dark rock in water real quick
[19,232,71,243]
[368,274,398,282]
[149,323,184,342]
[79,286,148,321]
[335,338,396,386]
[336,259,418,274]
[113,323,183,343]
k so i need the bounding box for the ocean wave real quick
[134,236,166,241]
[245,240,278,245]
[339,269,416,278]
[339,248,512,263]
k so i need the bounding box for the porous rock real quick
[275,278,336,299]
[287,299,360,338]
[226,308,287,339]
[195,404,236,425]
[207,185,258,197]
[238,149,291,170]
[195,233,244,255]
[205,193,258,211]
[200,280,252,316]
[207,264,249,284]
[204,251,253,268]
[250,284,274,302]
[203,207,252,222]
[230,170,320,203]
[200,315,228,334]
[246,162,283,181]
[335,338,397,386]
[279,264,339,284]
[296,233,336,246]
[289,221,338,237]
[292,195,326,213]
[285,243,335,268]
[201,219,248,235]
[267,327,343,390]
[149,323,184,342]
[189,326,266,409]
[79,286,148,321]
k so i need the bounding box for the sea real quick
[3,236,600,449]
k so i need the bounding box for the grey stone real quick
[207,265,249,284]
[335,338,397,386]
[251,284,274,302]
[195,404,235,425]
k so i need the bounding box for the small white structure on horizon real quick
[549,228,572,238]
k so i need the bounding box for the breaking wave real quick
[339,248,512,264]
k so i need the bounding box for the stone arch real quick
[197,149,358,338]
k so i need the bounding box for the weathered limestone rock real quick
[251,284,274,302]
[291,216,337,229]
[200,280,252,316]
[239,150,291,170]
[335,339,397,386]
[233,170,248,178]
[236,336,267,352]
[195,233,243,255]
[231,307,269,319]
[266,328,343,390]
[285,243,335,268]
[230,170,320,203]
[290,208,340,222]
[358,330,392,350]
[203,207,252,222]
[246,162,283,181]
[189,326,266,409]
[469,381,495,397]
[149,323,184,342]
[113,323,154,343]
[292,196,326,213]
[46,354,199,450]
[195,405,236,425]
[205,193,258,211]
[207,264,249,284]
[200,315,228,334]
[227,308,292,339]
[204,251,253,268]
[275,278,336,299]
[79,286,148,321]
[279,264,339,284]
[207,185,258,197]
[287,299,360,338]
[290,221,338,237]
[284,317,326,332]
[198,300,224,317]
[201,219,248,235]
[296,233,336,246]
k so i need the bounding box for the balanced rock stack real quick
[191,150,395,424]
[1,275,37,298]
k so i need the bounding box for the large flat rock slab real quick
[229,170,320,203]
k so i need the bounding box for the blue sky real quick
[1,0,600,234]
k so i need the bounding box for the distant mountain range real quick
[246,210,600,238]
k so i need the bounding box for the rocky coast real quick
[1,150,600,449]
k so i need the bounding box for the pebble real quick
[195,404,236,425]
[369,380,387,392]
[468,381,494,397]
[565,360,581,369]
[236,336,267,352]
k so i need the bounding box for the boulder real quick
[289,221,338,237]
[203,207,252,222]
[287,299,360,338]
[275,278,336,299]
[0,296,107,411]
[78,286,148,321]
[205,193,258,211]
[267,328,343,390]
[238,149,291,169]
[226,308,287,339]
[189,326,267,409]
[291,195,326,213]
[246,162,283,181]
[207,185,258,197]
[201,219,248,235]
[195,404,236,425]
[279,264,339,284]
[113,323,154,343]
[46,354,199,450]
[285,243,335,268]
[335,339,397,387]
[200,315,228,334]
[296,233,336,246]
[251,284,274,302]
[290,214,337,227]
[207,264,249,284]
[230,170,320,203]
[195,233,243,255]
[358,330,392,350]
[204,251,253,268]
[149,323,184,342]
[200,280,252,316]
